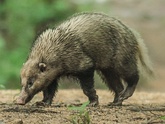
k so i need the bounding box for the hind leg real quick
[117,56,140,101]
[118,73,139,101]
[78,68,99,106]
[99,69,124,105]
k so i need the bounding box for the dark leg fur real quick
[118,73,139,101]
[36,80,58,106]
[99,69,124,105]
[42,80,58,105]
[78,68,99,106]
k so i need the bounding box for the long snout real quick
[15,96,26,105]
[14,89,30,105]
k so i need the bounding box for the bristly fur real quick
[18,12,153,106]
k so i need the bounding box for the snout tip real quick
[14,98,26,105]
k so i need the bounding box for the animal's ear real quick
[39,63,46,72]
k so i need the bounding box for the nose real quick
[15,97,26,105]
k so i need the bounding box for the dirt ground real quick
[0,89,165,124]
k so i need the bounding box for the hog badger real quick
[16,12,153,106]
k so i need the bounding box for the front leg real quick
[78,68,99,107]
[36,80,58,106]
[43,80,58,105]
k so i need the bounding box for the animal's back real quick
[58,12,138,69]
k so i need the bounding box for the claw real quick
[34,101,50,107]
[88,100,99,107]
[108,102,122,106]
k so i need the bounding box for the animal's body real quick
[16,12,153,106]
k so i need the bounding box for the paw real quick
[88,100,99,107]
[118,88,134,101]
[34,101,50,107]
[108,102,122,106]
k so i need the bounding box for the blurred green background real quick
[0,0,165,90]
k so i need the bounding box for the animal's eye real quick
[27,78,33,88]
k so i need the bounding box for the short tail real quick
[132,29,154,79]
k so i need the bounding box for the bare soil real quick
[0,89,165,124]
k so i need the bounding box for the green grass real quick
[68,101,90,124]
[160,116,165,120]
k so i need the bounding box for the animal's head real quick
[15,59,58,105]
